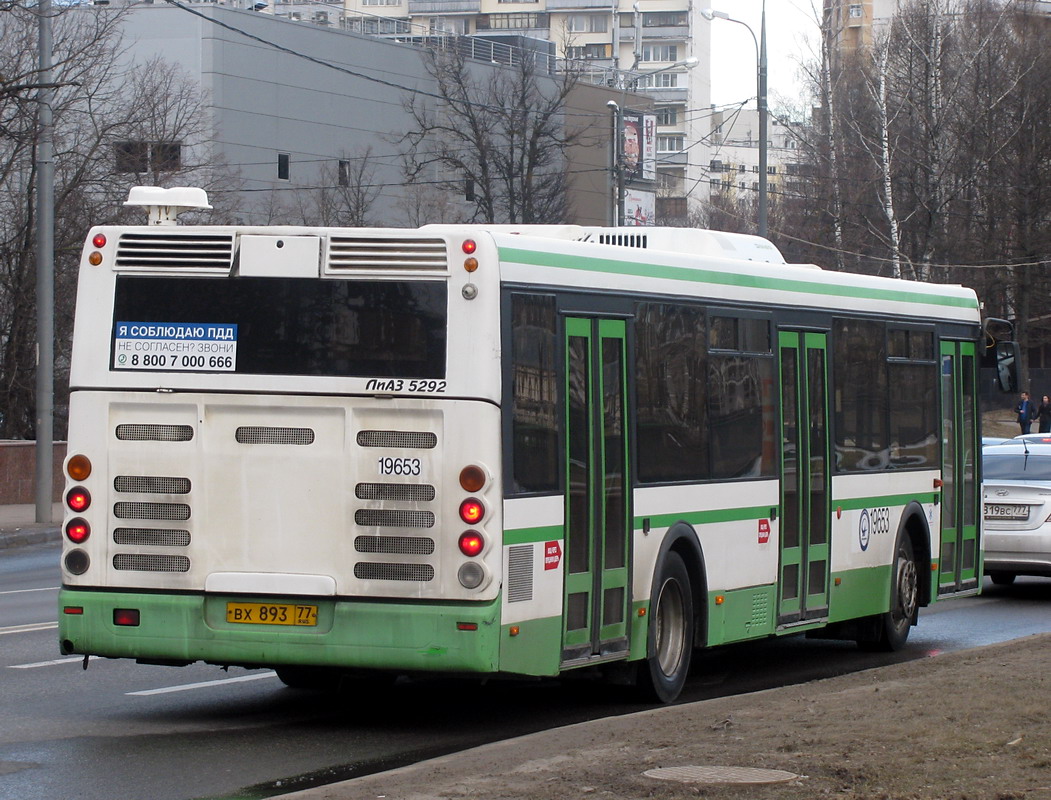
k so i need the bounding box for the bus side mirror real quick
[995,341,1019,393]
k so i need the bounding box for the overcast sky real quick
[705,0,821,112]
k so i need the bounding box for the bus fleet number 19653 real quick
[378,458,422,476]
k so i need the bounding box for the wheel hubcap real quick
[655,578,686,677]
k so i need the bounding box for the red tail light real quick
[65,518,90,544]
[458,531,485,557]
[459,498,484,524]
[66,487,91,513]
[113,609,140,627]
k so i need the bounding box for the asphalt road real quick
[3,541,1051,800]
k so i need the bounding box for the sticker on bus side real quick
[112,322,238,372]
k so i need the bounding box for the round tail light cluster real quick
[64,455,94,573]
[456,465,489,589]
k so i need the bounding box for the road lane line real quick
[126,671,278,696]
[10,656,91,669]
[0,622,59,636]
[0,586,60,596]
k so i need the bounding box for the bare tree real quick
[400,42,585,224]
[0,3,237,438]
[286,147,382,228]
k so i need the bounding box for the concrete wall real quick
[0,442,67,504]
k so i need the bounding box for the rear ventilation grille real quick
[114,476,191,494]
[354,509,434,528]
[356,430,437,449]
[113,553,191,572]
[507,544,534,603]
[327,237,447,271]
[114,527,191,547]
[116,232,234,270]
[235,426,315,445]
[116,424,194,442]
[114,502,191,521]
[353,562,434,582]
[354,535,435,555]
[355,483,435,502]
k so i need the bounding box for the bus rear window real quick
[112,276,447,378]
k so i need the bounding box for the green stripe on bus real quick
[635,505,773,531]
[834,492,940,511]
[504,525,563,545]
[499,247,978,310]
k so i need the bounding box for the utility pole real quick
[36,0,55,523]
[757,0,768,238]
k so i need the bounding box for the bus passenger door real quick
[777,331,831,624]
[938,340,980,595]
[562,317,631,665]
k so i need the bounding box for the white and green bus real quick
[58,187,1005,702]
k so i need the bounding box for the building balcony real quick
[618,25,690,41]
[545,0,610,8]
[407,0,481,14]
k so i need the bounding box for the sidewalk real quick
[277,634,1051,800]
[0,503,62,549]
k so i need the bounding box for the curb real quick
[0,526,61,549]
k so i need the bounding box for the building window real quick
[338,160,350,187]
[278,152,291,181]
[480,12,546,29]
[566,43,610,59]
[567,13,606,32]
[655,106,677,126]
[657,135,684,152]
[642,11,686,26]
[637,72,679,89]
[641,44,677,62]
[362,0,401,5]
[115,141,182,174]
[848,4,863,18]
[710,159,723,173]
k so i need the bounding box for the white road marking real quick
[126,671,278,696]
[0,622,58,636]
[0,586,59,596]
[9,656,90,669]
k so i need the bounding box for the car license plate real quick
[983,503,1028,520]
[226,602,318,626]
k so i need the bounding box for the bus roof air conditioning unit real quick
[124,186,212,226]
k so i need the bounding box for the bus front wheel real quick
[637,552,693,703]
[858,534,918,652]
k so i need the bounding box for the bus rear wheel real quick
[637,552,693,703]
[858,534,918,652]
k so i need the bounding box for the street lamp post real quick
[608,56,699,227]
[702,3,768,238]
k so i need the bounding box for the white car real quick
[982,442,1051,584]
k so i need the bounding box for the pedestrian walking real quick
[1037,395,1051,434]
[1017,392,1036,435]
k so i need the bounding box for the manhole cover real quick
[644,766,800,785]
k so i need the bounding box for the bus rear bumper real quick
[58,588,501,674]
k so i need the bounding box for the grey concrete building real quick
[113,1,619,225]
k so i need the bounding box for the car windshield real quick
[984,452,1051,481]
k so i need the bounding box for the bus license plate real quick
[226,602,318,626]
[984,503,1028,520]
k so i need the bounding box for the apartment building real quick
[707,108,798,213]
[327,0,711,223]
